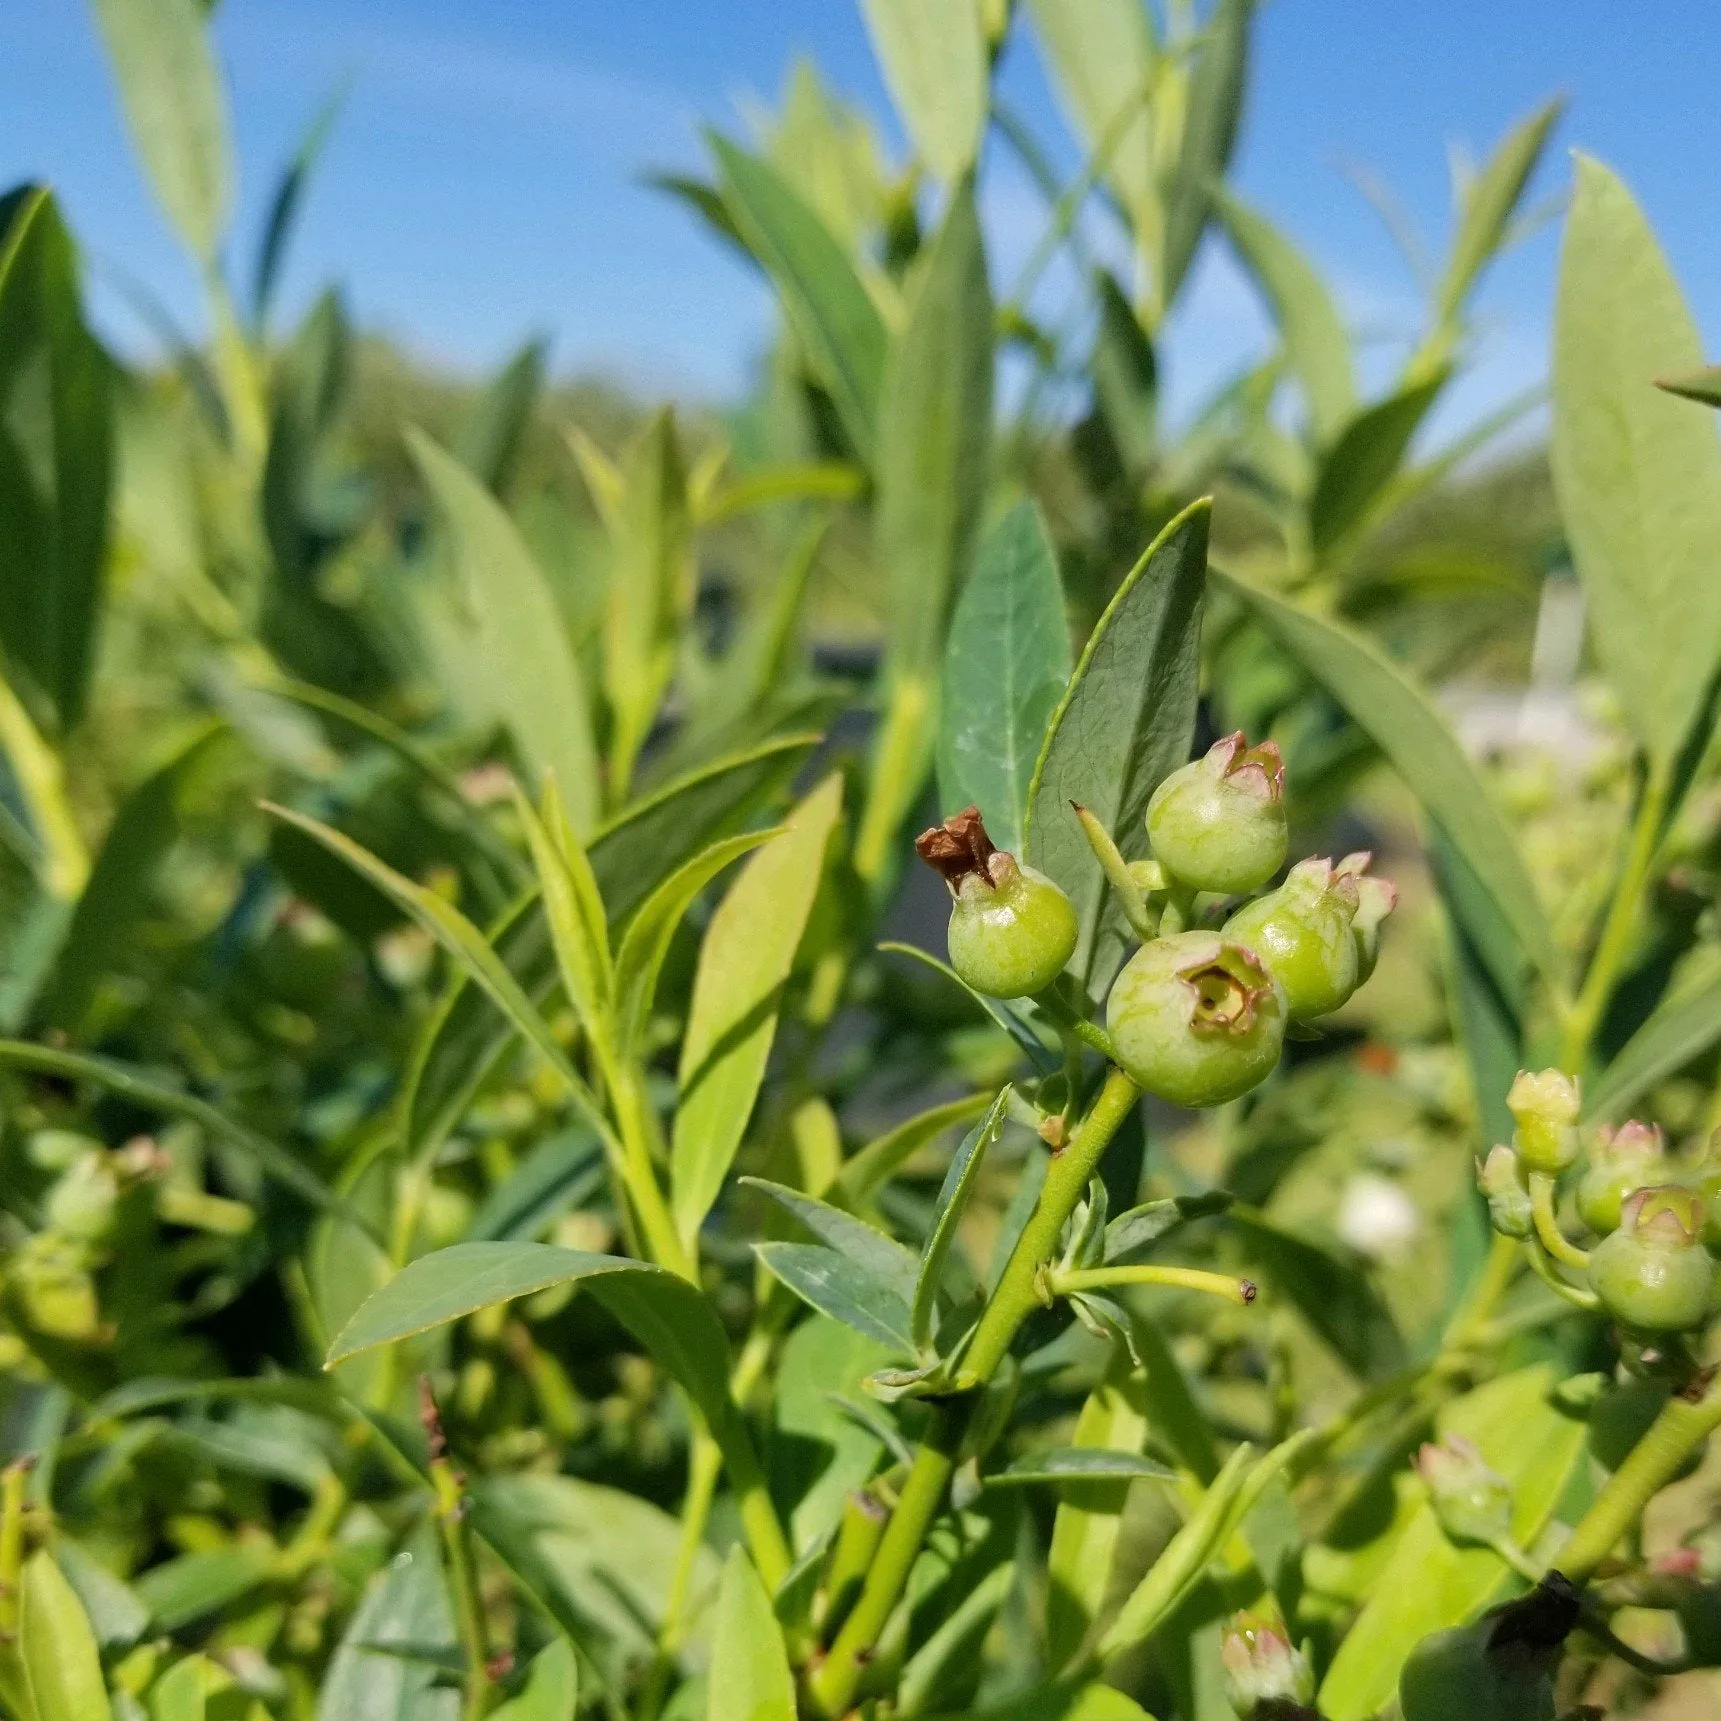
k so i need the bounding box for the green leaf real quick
[490,1618,577,1721]
[0,187,115,733]
[1657,365,1721,408]
[990,1447,1174,1487]
[464,1125,605,1244]
[1090,272,1158,476]
[1229,1207,1405,1379]
[1552,154,1721,766]
[1317,1365,1588,1721]
[670,776,843,1250]
[898,1560,1014,1719]
[469,1476,711,1683]
[135,1546,274,1633]
[1434,98,1563,329]
[252,81,349,329]
[458,337,546,497]
[707,1549,795,1721]
[20,1550,111,1721]
[603,410,695,795]
[959,1684,1154,1721]
[595,734,822,926]
[1025,499,1209,1003]
[1213,569,1558,984]
[860,0,988,184]
[911,1088,1007,1351]
[407,427,601,834]
[1213,186,1354,445]
[1103,1191,1234,1263]
[1027,0,1157,241]
[614,830,779,1056]
[318,1521,458,1721]
[1045,1342,1156,1665]
[1585,957,1721,1123]
[44,722,226,1030]
[55,1540,149,1651]
[149,1654,234,1721]
[754,1243,916,1355]
[748,1183,921,1302]
[875,177,994,682]
[90,0,232,261]
[0,1038,367,1234]
[1308,373,1446,556]
[834,1091,994,1209]
[937,502,1071,856]
[1161,0,1251,308]
[711,136,887,464]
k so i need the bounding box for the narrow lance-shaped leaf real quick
[1045,1339,1154,1665]
[671,775,844,1249]
[710,136,887,465]
[1213,186,1354,446]
[458,337,546,497]
[1026,499,1209,1004]
[911,1086,1008,1351]
[1308,373,1446,557]
[0,187,115,734]
[1160,0,1252,310]
[860,0,988,184]
[407,428,602,834]
[1213,568,1558,985]
[938,502,1070,856]
[1433,98,1563,332]
[1657,366,1721,409]
[91,0,232,262]
[707,1549,796,1721]
[1584,959,1721,1124]
[1552,154,1721,768]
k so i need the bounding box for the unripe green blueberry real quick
[1399,1576,1576,1721]
[1416,1435,1511,1547]
[917,807,1077,1000]
[1398,1621,1556,1721]
[1222,857,1360,1021]
[1105,932,1286,1107]
[1589,1186,1714,1334]
[1576,1119,1665,1236]
[1146,733,1287,895]
[1477,1145,1533,1240]
[1506,1068,1580,1175]
[1336,851,1397,983]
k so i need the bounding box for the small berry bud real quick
[1222,857,1362,1021]
[1336,851,1397,982]
[1146,733,1287,895]
[1576,1120,1665,1236]
[1219,1605,1314,1713]
[1506,1068,1581,1175]
[918,808,1078,1000]
[1105,932,1286,1107]
[1589,1185,1715,1334]
[1477,1145,1533,1240]
[1416,1435,1512,1547]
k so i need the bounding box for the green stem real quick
[1440,1232,1522,1350]
[1559,1368,1721,1582]
[1049,1263,1255,1305]
[1521,1234,1601,1311]
[423,1387,493,1721]
[1529,1173,1590,1271]
[0,1461,29,1644]
[1561,764,1670,1073]
[640,1433,723,1721]
[808,1067,1142,1716]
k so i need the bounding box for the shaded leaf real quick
[877,942,1060,1076]
[1585,957,1721,1123]
[911,1088,1007,1350]
[1025,500,1209,1003]
[458,337,546,497]
[1309,374,1446,555]
[491,1635,578,1721]
[834,1091,995,1209]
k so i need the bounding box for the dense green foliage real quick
[3,2,1721,1719]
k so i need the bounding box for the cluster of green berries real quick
[919,736,1396,1108]
[1480,1068,1721,1335]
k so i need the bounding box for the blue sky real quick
[4,1,1719,439]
